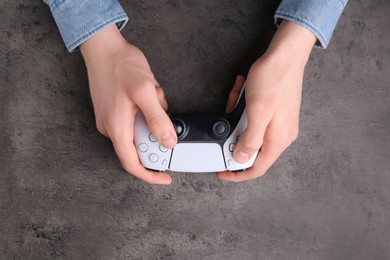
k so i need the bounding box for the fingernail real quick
[235,150,250,163]
[161,132,175,148]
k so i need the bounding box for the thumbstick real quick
[172,119,186,139]
[210,118,230,139]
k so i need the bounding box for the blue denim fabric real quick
[275,0,348,48]
[44,0,347,52]
[43,0,128,52]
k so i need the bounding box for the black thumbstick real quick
[172,119,186,139]
[210,118,230,139]
[215,123,226,135]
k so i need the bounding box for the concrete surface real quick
[1,0,389,259]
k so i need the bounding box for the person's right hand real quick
[80,25,177,184]
[217,21,316,182]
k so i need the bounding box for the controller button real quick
[138,143,149,153]
[216,124,226,134]
[149,133,157,142]
[159,145,168,153]
[172,119,186,139]
[229,143,236,152]
[227,159,233,167]
[162,159,168,166]
[211,119,230,139]
[175,124,183,135]
[149,153,159,163]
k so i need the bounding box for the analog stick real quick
[172,119,186,139]
[210,119,230,139]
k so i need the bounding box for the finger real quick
[226,75,246,113]
[155,86,168,112]
[233,99,274,163]
[217,139,282,182]
[132,84,177,149]
[111,113,172,185]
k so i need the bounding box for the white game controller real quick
[134,84,258,172]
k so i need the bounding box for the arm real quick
[43,1,177,184]
[218,0,348,182]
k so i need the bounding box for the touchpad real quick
[169,143,226,172]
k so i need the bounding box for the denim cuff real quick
[46,0,128,52]
[274,0,348,49]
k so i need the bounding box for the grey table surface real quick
[1,0,389,259]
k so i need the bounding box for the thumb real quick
[233,101,273,163]
[226,75,245,113]
[134,86,177,149]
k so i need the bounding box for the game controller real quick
[134,83,258,172]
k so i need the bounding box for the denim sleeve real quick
[43,0,128,52]
[274,0,348,48]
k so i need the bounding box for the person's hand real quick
[80,25,177,184]
[217,21,316,182]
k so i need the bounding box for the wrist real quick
[264,20,316,68]
[80,24,128,65]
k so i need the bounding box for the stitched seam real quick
[50,0,67,12]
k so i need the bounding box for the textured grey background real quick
[1,0,389,259]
